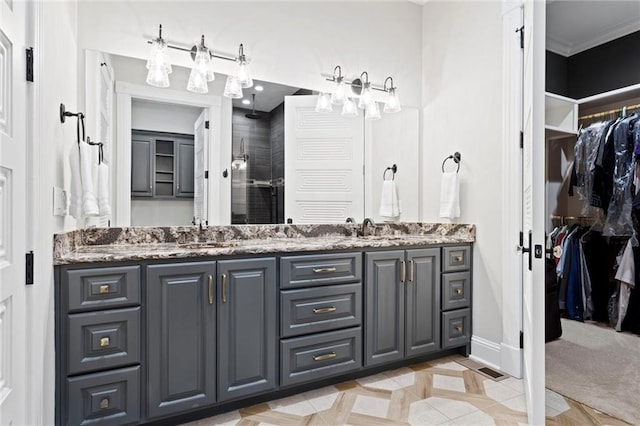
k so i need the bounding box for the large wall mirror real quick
[86,49,420,227]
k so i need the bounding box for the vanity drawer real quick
[442,246,470,272]
[66,365,140,426]
[442,308,471,349]
[281,283,362,338]
[66,266,141,313]
[281,327,362,387]
[442,272,470,311]
[281,253,361,289]
[67,307,140,375]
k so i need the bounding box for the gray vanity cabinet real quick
[176,140,195,197]
[146,261,217,419]
[131,136,153,197]
[365,248,441,366]
[217,258,277,402]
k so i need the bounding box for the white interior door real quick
[194,109,209,225]
[521,1,546,424]
[0,1,28,424]
[284,95,364,224]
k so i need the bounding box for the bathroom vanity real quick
[53,223,474,425]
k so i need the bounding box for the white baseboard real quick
[469,335,502,371]
[500,342,522,378]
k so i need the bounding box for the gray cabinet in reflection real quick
[365,248,440,367]
[146,261,217,419]
[217,258,277,402]
[131,130,194,199]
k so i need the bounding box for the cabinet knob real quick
[99,284,110,294]
[455,288,463,295]
[455,256,463,263]
[100,337,110,347]
[455,325,463,333]
[99,398,109,409]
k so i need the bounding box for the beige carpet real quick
[546,318,640,425]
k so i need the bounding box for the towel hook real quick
[441,152,461,173]
[383,164,397,180]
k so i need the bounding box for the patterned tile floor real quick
[182,355,628,425]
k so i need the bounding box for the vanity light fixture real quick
[145,24,253,97]
[320,66,401,119]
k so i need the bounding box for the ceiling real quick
[546,0,640,57]
[232,79,303,113]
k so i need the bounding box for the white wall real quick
[28,1,80,424]
[76,1,423,108]
[131,98,202,134]
[422,1,504,366]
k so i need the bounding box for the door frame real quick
[114,81,230,226]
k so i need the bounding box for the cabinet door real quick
[364,251,405,366]
[217,258,277,402]
[176,139,195,197]
[405,248,441,357]
[147,262,216,419]
[131,135,152,196]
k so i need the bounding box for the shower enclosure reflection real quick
[230,87,310,224]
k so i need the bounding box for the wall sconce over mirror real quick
[317,65,401,120]
[145,24,253,96]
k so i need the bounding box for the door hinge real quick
[205,120,210,129]
[519,131,524,149]
[516,26,524,49]
[26,251,34,285]
[26,47,34,82]
[204,170,209,179]
[519,331,524,349]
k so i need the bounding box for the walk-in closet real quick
[545,2,640,423]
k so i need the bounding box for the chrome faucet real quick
[360,218,377,237]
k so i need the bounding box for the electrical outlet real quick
[53,187,68,216]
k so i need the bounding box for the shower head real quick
[245,93,262,119]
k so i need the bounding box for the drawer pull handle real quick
[99,284,110,294]
[208,275,214,305]
[100,337,110,347]
[455,325,463,333]
[409,259,414,282]
[313,306,337,314]
[401,260,406,283]
[455,255,463,263]
[313,352,336,361]
[99,398,109,409]
[222,273,228,303]
[455,288,463,295]
[313,267,337,274]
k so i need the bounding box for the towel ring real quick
[441,152,461,173]
[383,164,397,180]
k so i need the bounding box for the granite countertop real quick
[54,223,476,265]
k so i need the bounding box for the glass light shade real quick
[365,101,381,120]
[358,83,372,109]
[223,75,243,99]
[331,80,347,105]
[315,93,333,113]
[383,88,401,113]
[231,158,247,170]
[341,97,358,117]
[146,64,170,88]
[194,46,215,82]
[187,67,208,94]
[146,39,172,74]
[237,60,253,88]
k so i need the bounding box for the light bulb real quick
[331,79,347,105]
[365,101,381,120]
[358,82,372,109]
[237,60,253,88]
[194,46,215,82]
[146,38,172,74]
[341,97,358,117]
[383,88,401,113]
[146,64,170,88]
[223,75,243,99]
[187,67,208,94]
[315,93,333,113]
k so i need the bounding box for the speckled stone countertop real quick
[53,223,475,265]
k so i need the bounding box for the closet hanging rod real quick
[578,103,640,120]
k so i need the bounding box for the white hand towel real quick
[69,144,83,219]
[79,141,99,217]
[379,179,401,219]
[97,162,111,217]
[439,171,460,219]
